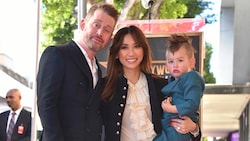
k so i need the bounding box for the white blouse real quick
[120,73,156,141]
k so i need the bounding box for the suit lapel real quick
[95,57,102,79]
[3,111,9,133]
[67,40,94,88]
[66,40,103,93]
[87,58,103,104]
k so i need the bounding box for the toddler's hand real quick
[161,97,172,112]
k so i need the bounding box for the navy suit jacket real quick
[37,40,103,141]
[0,108,31,141]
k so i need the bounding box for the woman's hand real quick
[170,116,197,134]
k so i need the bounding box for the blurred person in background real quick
[0,88,31,141]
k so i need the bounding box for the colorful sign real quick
[115,18,205,34]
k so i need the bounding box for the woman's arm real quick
[170,116,201,141]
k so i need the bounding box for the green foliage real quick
[128,1,147,19]
[158,0,212,20]
[202,137,209,141]
[159,0,187,19]
[115,0,212,21]
[182,0,207,18]
[89,0,103,4]
[203,42,216,83]
[182,0,216,24]
[114,0,124,13]
[41,0,77,50]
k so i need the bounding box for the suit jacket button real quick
[116,122,120,126]
[120,103,124,107]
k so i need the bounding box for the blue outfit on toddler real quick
[153,71,204,141]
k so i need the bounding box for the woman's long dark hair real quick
[102,25,152,101]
